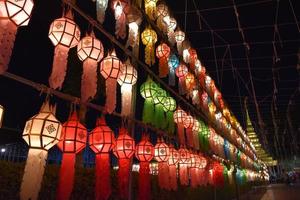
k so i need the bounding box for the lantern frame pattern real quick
[77,35,104,62]
[100,50,122,80]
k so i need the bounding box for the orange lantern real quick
[48,11,81,89]
[89,117,115,200]
[175,63,188,95]
[100,50,122,113]
[141,27,157,66]
[113,127,135,199]
[185,73,196,96]
[154,139,170,189]
[183,115,194,148]
[173,107,187,145]
[174,29,185,55]
[178,147,190,186]
[156,43,171,78]
[0,0,34,74]
[144,0,157,20]
[167,145,179,190]
[188,48,198,71]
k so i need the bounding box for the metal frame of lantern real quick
[154,139,170,190]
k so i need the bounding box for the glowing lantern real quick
[182,41,191,63]
[197,155,208,186]
[141,27,157,66]
[153,87,167,129]
[198,65,206,87]
[185,73,196,96]
[204,75,213,94]
[201,92,209,110]
[95,0,108,23]
[192,119,200,150]
[77,34,104,102]
[175,63,188,95]
[154,139,170,189]
[155,3,169,33]
[112,0,127,39]
[140,77,158,124]
[56,112,87,200]
[48,11,81,89]
[178,147,190,186]
[174,29,185,55]
[168,54,179,86]
[167,145,179,190]
[144,0,157,20]
[0,105,4,128]
[189,153,201,188]
[212,162,225,187]
[167,17,177,45]
[183,115,194,148]
[113,127,135,199]
[126,6,142,50]
[162,97,177,134]
[21,101,62,200]
[173,107,187,145]
[0,0,34,74]
[135,136,154,200]
[214,89,224,109]
[156,43,171,78]
[188,48,198,70]
[89,117,115,200]
[100,50,122,113]
[192,89,200,106]
[118,59,138,116]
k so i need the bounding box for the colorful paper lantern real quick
[141,27,157,66]
[156,43,171,78]
[112,0,127,39]
[56,112,87,200]
[95,0,108,23]
[174,29,185,55]
[21,101,62,200]
[188,48,198,70]
[167,17,177,45]
[89,117,115,200]
[48,11,81,89]
[189,153,201,188]
[144,0,157,20]
[100,50,122,113]
[162,97,177,134]
[152,87,167,129]
[185,73,196,97]
[154,139,170,190]
[135,136,154,200]
[0,0,34,74]
[167,145,179,190]
[168,54,179,86]
[126,6,142,50]
[155,3,169,33]
[113,127,135,199]
[173,107,187,145]
[77,34,104,102]
[178,147,190,186]
[175,63,188,95]
[183,115,194,148]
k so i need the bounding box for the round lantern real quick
[156,43,171,78]
[100,50,122,113]
[154,139,170,190]
[113,127,135,199]
[152,87,167,129]
[167,17,177,45]
[155,3,169,32]
[77,34,104,102]
[21,101,62,200]
[173,107,187,145]
[168,54,179,86]
[0,0,34,73]
[135,136,154,200]
[183,115,195,148]
[175,63,188,95]
[140,78,158,124]
[167,145,179,191]
[126,6,142,49]
[185,73,196,95]
[178,147,190,186]
[118,59,138,116]
[48,11,80,90]
[162,97,177,134]
[141,27,157,66]
[144,0,158,20]
[174,30,185,55]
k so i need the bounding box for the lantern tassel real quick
[0,20,17,74]
[96,0,108,23]
[20,149,48,200]
[189,168,198,188]
[167,31,176,45]
[118,158,131,199]
[166,111,175,134]
[95,153,111,200]
[145,5,156,20]
[115,10,126,39]
[105,78,117,113]
[168,68,176,86]
[127,23,139,48]
[81,59,98,102]
[158,162,169,190]
[179,164,189,186]
[186,128,194,148]
[193,130,200,150]
[121,84,133,116]
[168,165,178,191]
[49,45,69,89]
[138,162,151,200]
[177,123,185,145]
[177,42,183,55]
[178,77,187,95]
[154,104,165,129]
[56,153,76,200]
[142,99,155,125]
[159,57,169,78]
[145,45,155,66]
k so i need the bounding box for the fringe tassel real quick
[159,57,169,78]
[138,162,151,200]
[142,99,155,125]
[145,44,155,66]
[179,164,189,186]
[115,12,126,39]
[121,84,133,116]
[168,165,178,190]
[154,104,165,129]
[81,59,98,102]
[95,154,111,200]
[186,128,194,148]
[168,68,176,86]
[96,0,108,23]
[118,159,131,199]
[177,123,186,145]
[105,78,117,113]
[158,162,169,190]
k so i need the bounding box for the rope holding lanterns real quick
[156,43,171,78]
[0,0,34,74]
[141,27,157,66]
[48,10,81,90]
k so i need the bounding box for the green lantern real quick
[152,87,167,129]
[140,77,158,124]
[198,120,210,152]
[162,96,177,134]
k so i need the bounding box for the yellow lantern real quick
[144,0,158,20]
[141,27,157,66]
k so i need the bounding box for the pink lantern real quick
[173,107,187,145]
[175,63,188,95]
[167,145,179,191]
[154,139,170,190]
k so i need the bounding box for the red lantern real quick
[154,138,170,190]
[212,162,224,187]
[192,119,200,150]
[56,112,87,200]
[173,107,187,145]
[156,43,170,78]
[189,152,201,188]
[185,73,196,96]
[174,29,185,55]
[175,63,188,95]
[198,155,208,186]
[100,50,122,113]
[89,117,115,200]
[183,115,194,148]
[178,147,190,186]
[188,48,198,71]
[113,127,135,199]
[135,135,154,200]
[167,145,179,190]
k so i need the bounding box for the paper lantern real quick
[183,115,194,148]
[167,145,179,190]
[182,41,191,64]
[140,77,158,124]
[126,6,142,50]
[0,0,34,73]
[174,30,185,55]
[175,63,188,95]
[212,162,224,187]
[141,27,157,66]
[144,0,157,20]
[112,0,127,39]
[95,0,108,23]
[152,87,167,129]
[135,136,154,200]
[154,139,170,189]
[198,155,208,186]
[100,50,122,113]
[189,153,201,188]
[156,43,170,78]
[185,73,196,96]
[77,34,104,102]
[192,89,200,106]
[118,59,138,116]
[21,101,62,200]
[48,11,81,89]
[162,97,177,134]
[167,17,177,45]
[173,107,187,145]
[56,112,87,200]
[155,3,169,33]
[188,48,198,70]
[192,119,200,150]
[178,147,190,186]
[113,127,135,199]
[0,105,4,128]
[89,117,115,200]
[168,54,179,86]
